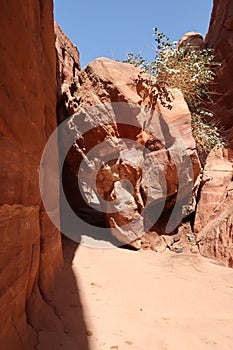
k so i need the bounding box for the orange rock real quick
[205,0,233,144]
[0,1,63,348]
[177,32,205,50]
[194,147,232,232]
[55,50,201,244]
[195,147,233,266]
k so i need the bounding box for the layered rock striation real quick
[192,0,233,267]
[205,0,233,148]
[55,42,201,248]
[0,1,63,348]
[55,0,233,264]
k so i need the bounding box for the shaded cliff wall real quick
[194,0,233,267]
[0,1,63,348]
[205,0,233,147]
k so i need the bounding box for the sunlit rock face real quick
[178,31,205,50]
[55,41,201,248]
[0,1,63,349]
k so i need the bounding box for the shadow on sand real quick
[37,237,90,350]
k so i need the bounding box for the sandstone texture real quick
[192,0,233,267]
[178,31,205,50]
[0,4,232,350]
[3,0,233,349]
[205,0,233,146]
[195,147,233,267]
[55,0,233,264]
[0,1,63,348]
[194,147,232,232]
[55,22,81,123]
[55,49,201,247]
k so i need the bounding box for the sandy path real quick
[44,240,233,350]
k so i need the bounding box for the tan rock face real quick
[55,48,201,246]
[196,184,233,267]
[178,32,205,50]
[141,231,167,252]
[55,22,81,85]
[194,147,232,232]
[55,22,81,122]
[191,0,233,267]
[195,147,233,267]
[205,0,233,145]
[0,1,63,348]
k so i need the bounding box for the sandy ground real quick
[40,239,233,350]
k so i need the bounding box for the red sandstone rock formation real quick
[177,32,205,50]
[55,22,81,85]
[177,2,233,267]
[0,8,231,349]
[0,1,63,349]
[195,147,232,232]
[55,0,232,261]
[5,1,233,349]
[55,49,201,247]
[194,147,233,267]
[192,0,233,267]
[205,0,233,147]
[55,22,81,122]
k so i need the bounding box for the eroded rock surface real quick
[205,0,233,147]
[191,0,233,267]
[0,1,63,348]
[55,49,201,247]
[178,4,233,267]
[195,147,233,267]
[178,32,205,50]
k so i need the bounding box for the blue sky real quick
[54,0,213,68]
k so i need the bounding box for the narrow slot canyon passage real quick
[1,0,233,349]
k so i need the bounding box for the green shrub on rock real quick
[124,28,224,153]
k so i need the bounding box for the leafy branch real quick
[123,28,224,153]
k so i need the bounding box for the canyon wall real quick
[0,1,63,349]
[55,0,232,263]
[0,3,232,349]
[55,30,201,249]
[205,0,233,147]
[193,0,233,267]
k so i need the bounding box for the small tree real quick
[124,28,224,153]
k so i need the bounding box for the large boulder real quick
[55,52,201,247]
[178,32,205,50]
